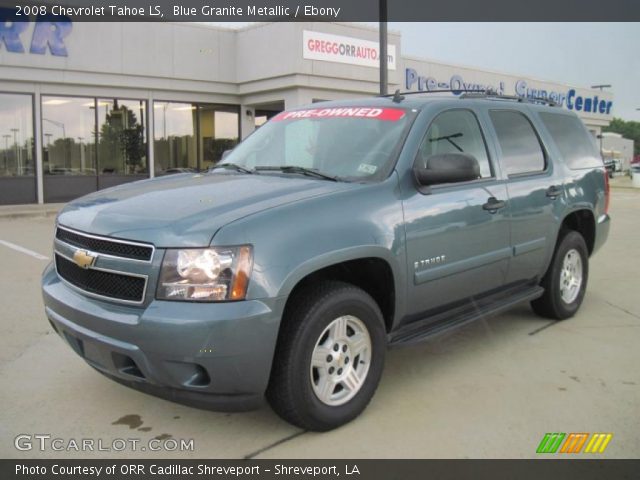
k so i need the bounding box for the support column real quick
[240,105,255,140]
[34,87,44,204]
[148,92,155,178]
[283,90,307,110]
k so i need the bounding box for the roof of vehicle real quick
[295,92,567,114]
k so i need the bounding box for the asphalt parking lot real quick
[1,188,638,459]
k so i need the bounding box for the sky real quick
[390,23,640,121]
[215,22,640,121]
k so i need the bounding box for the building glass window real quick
[154,102,198,174]
[0,93,34,177]
[42,96,96,176]
[199,105,239,170]
[43,96,149,177]
[97,99,148,174]
[154,102,239,174]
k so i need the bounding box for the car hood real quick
[56,173,352,247]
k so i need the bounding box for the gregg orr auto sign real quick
[303,30,396,70]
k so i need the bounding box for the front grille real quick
[55,254,146,303]
[56,227,153,261]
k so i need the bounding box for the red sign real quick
[272,107,405,122]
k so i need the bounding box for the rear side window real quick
[489,111,546,176]
[539,113,603,169]
[418,110,492,178]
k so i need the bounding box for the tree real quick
[604,118,640,156]
[99,105,145,173]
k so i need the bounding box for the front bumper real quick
[42,263,285,411]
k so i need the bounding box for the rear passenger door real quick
[487,109,564,284]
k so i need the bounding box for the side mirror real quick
[221,149,233,160]
[414,153,480,187]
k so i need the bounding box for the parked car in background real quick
[603,158,616,178]
[159,167,197,175]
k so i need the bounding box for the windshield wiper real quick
[210,163,254,174]
[254,166,339,182]
[429,132,464,152]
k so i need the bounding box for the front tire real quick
[531,230,589,320]
[266,281,386,431]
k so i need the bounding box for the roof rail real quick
[459,90,559,107]
[380,88,489,103]
[380,88,559,107]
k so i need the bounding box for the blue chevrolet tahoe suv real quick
[42,94,610,431]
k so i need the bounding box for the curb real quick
[0,208,62,220]
[610,185,639,191]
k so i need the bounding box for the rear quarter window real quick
[539,112,603,170]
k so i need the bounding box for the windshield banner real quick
[272,107,406,122]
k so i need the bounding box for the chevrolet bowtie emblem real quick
[73,249,98,269]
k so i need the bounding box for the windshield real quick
[220,106,413,181]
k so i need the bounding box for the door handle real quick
[482,197,506,213]
[546,185,562,199]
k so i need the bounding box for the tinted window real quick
[418,110,492,178]
[154,102,239,175]
[0,93,34,177]
[539,113,602,169]
[97,99,148,175]
[490,111,545,175]
[42,96,96,176]
[42,96,149,177]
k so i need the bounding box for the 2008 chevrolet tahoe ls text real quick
[42,94,610,431]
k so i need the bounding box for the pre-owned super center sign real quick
[303,31,396,70]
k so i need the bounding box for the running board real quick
[388,285,544,347]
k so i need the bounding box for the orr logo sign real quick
[0,9,72,57]
[303,30,396,70]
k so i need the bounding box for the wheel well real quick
[285,258,395,333]
[561,210,595,255]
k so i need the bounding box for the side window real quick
[539,113,602,169]
[418,110,492,178]
[489,110,546,176]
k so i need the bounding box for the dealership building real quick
[0,20,615,205]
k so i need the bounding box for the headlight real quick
[157,246,253,302]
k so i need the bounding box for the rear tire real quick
[266,281,386,431]
[531,230,589,320]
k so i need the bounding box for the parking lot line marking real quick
[605,301,640,320]
[0,239,49,261]
[528,321,557,336]
[243,430,307,459]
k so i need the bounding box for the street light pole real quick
[379,0,388,96]
[10,128,20,175]
[2,134,10,173]
[42,118,66,139]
